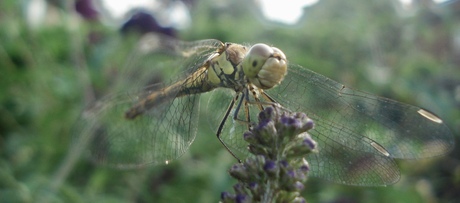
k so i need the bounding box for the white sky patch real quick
[94,0,454,27]
[433,0,453,3]
[99,0,156,19]
[399,0,452,6]
[399,0,412,6]
[25,0,47,28]
[258,0,319,24]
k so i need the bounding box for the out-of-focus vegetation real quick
[1,0,459,202]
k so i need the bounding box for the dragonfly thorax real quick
[206,43,248,92]
[206,43,288,92]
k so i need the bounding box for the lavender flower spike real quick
[221,106,317,203]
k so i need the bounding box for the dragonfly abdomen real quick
[125,66,216,119]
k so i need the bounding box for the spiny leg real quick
[243,87,287,111]
[231,89,253,126]
[248,86,264,111]
[216,94,242,162]
[243,99,251,131]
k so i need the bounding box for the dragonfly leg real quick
[231,90,252,126]
[216,94,242,163]
[248,87,264,111]
[241,89,290,113]
[243,98,251,131]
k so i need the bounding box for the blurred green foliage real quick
[1,0,459,202]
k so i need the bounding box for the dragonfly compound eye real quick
[242,44,287,89]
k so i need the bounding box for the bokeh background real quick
[1,0,460,202]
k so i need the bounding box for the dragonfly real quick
[76,34,454,186]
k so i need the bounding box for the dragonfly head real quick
[242,43,287,89]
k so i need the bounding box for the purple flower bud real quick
[303,119,314,130]
[263,160,278,175]
[258,107,274,121]
[283,181,304,192]
[295,171,308,182]
[229,164,248,181]
[280,115,303,130]
[285,136,317,159]
[256,121,276,145]
[256,119,271,130]
[248,182,258,190]
[236,194,250,203]
[233,183,247,195]
[248,182,259,196]
[279,160,289,168]
[293,181,304,191]
[243,131,257,144]
[300,159,310,172]
[293,197,307,203]
[303,137,317,150]
[221,192,235,201]
[280,167,307,184]
[287,169,296,178]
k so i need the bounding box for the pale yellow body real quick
[125,42,287,119]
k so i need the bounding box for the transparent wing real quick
[76,87,200,168]
[73,36,224,168]
[264,64,455,186]
[113,34,224,92]
[205,89,259,160]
